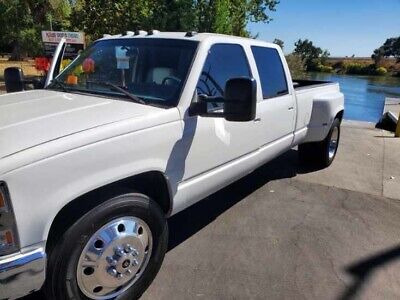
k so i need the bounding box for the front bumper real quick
[0,247,46,300]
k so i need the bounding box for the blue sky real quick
[248,0,400,57]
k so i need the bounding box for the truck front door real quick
[176,43,261,184]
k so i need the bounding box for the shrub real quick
[315,64,333,73]
[285,54,306,79]
[375,67,387,75]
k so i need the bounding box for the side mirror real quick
[189,77,257,122]
[4,67,25,93]
[224,77,257,122]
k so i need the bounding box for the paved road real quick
[22,122,400,299]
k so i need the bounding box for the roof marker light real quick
[134,30,147,36]
[185,31,197,37]
[148,30,160,35]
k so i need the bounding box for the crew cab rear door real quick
[45,38,66,87]
[251,46,296,148]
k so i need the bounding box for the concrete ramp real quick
[296,120,400,201]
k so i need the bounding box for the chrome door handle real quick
[288,106,294,110]
[254,118,261,122]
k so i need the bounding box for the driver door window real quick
[196,44,251,111]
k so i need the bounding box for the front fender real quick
[3,121,182,249]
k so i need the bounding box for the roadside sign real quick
[42,31,85,44]
[41,31,85,58]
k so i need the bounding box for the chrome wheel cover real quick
[77,217,152,299]
[328,126,339,160]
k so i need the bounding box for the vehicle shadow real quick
[338,245,400,300]
[167,148,320,250]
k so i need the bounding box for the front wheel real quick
[299,118,341,168]
[45,193,168,300]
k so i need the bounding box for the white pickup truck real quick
[0,32,344,300]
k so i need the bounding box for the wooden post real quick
[396,112,400,137]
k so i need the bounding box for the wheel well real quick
[336,110,344,121]
[46,171,171,252]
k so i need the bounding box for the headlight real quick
[0,182,19,256]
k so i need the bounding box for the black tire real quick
[45,193,168,300]
[299,118,341,168]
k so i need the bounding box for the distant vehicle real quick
[0,31,344,300]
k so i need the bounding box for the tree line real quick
[0,0,279,60]
[277,37,400,77]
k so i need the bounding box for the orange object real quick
[5,230,13,244]
[82,58,95,73]
[67,75,78,85]
[0,192,5,210]
[34,57,50,72]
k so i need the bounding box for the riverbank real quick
[322,57,400,77]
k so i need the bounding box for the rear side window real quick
[251,46,288,99]
[196,44,250,97]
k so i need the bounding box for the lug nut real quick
[117,273,123,280]
[124,244,134,253]
[132,249,139,256]
[132,259,138,266]
[125,269,132,275]
[107,267,118,277]
[106,256,117,266]
[115,247,125,257]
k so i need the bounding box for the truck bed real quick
[293,79,334,91]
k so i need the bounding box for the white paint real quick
[0,32,344,258]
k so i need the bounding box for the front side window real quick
[196,44,250,98]
[251,46,288,99]
[49,39,198,107]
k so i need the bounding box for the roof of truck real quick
[98,31,276,48]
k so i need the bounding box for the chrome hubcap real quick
[328,126,339,160]
[77,217,152,299]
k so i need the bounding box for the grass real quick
[326,57,400,75]
[0,57,43,81]
[0,57,44,93]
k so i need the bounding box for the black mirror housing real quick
[189,77,257,122]
[4,67,25,93]
[224,77,257,122]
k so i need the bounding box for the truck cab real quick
[0,31,343,300]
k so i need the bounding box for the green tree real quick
[372,37,400,64]
[70,0,279,39]
[293,39,329,71]
[273,38,284,49]
[320,49,330,65]
[0,0,72,59]
[285,54,305,78]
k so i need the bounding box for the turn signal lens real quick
[0,189,7,212]
[0,182,19,255]
[0,230,14,249]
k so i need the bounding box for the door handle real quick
[288,106,294,110]
[253,117,261,122]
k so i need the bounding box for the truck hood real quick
[0,90,172,159]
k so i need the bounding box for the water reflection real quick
[305,73,400,122]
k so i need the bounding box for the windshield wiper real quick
[49,78,68,92]
[86,80,146,105]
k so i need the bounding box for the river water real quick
[305,73,400,122]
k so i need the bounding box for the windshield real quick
[49,38,198,107]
